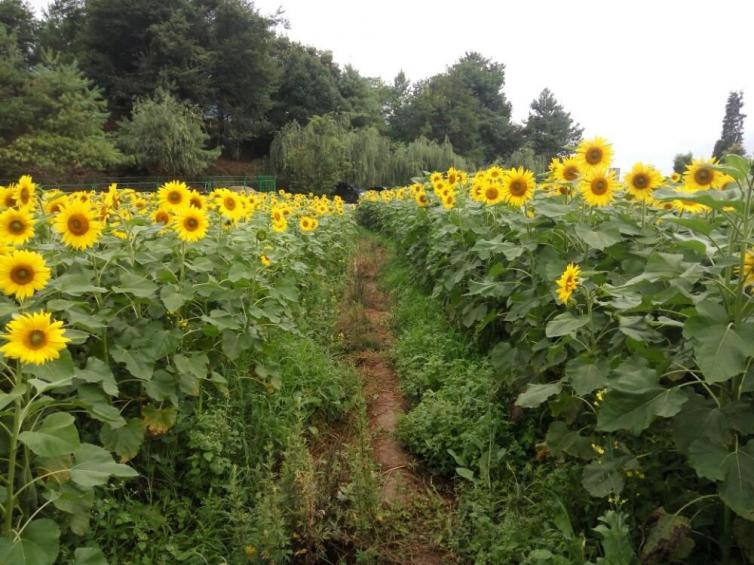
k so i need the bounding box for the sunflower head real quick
[552,156,581,183]
[53,200,102,250]
[158,181,190,209]
[576,137,613,170]
[0,186,18,209]
[556,263,581,304]
[173,207,209,242]
[0,207,35,246]
[501,167,536,207]
[683,158,721,191]
[16,175,37,208]
[0,250,51,301]
[1,311,69,365]
[299,215,318,232]
[624,162,663,202]
[415,192,429,207]
[442,193,455,209]
[482,182,504,205]
[580,167,618,207]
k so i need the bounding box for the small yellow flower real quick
[591,443,605,456]
[260,255,271,267]
[556,263,581,304]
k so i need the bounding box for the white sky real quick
[29,0,754,173]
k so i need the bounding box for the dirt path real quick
[340,239,453,564]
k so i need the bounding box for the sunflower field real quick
[357,140,754,562]
[0,176,355,563]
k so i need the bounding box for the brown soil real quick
[340,240,454,564]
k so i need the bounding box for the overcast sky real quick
[28,0,754,173]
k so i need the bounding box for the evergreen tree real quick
[0,54,122,173]
[523,88,583,162]
[713,91,746,159]
[0,0,36,60]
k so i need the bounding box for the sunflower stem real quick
[3,366,22,538]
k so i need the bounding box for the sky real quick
[28,0,754,173]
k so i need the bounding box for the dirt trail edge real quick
[341,238,454,564]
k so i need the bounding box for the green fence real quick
[0,175,277,193]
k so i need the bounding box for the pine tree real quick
[523,88,583,163]
[673,152,693,174]
[713,91,746,159]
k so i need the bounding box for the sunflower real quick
[1,311,69,365]
[173,207,208,242]
[272,218,287,233]
[447,167,460,186]
[44,196,67,215]
[0,186,18,209]
[552,156,581,183]
[158,181,190,210]
[53,200,102,249]
[486,166,505,183]
[151,208,172,226]
[217,191,244,222]
[556,263,581,304]
[442,193,455,209]
[430,172,443,185]
[683,158,721,191]
[0,208,35,245]
[415,192,429,207]
[576,137,613,170]
[501,167,536,207]
[580,168,618,207]
[482,182,505,205]
[16,175,37,209]
[672,198,709,214]
[670,172,682,183]
[299,216,318,232]
[624,162,663,202]
[260,255,271,267]
[0,250,51,300]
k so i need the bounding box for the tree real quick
[337,65,390,131]
[523,88,582,163]
[37,0,85,62]
[713,91,746,159]
[116,89,219,176]
[0,24,27,141]
[0,0,36,60]
[390,52,519,164]
[0,55,122,174]
[673,152,693,174]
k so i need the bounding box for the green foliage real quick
[673,152,693,174]
[116,89,219,176]
[271,114,469,193]
[0,0,36,59]
[523,88,583,163]
[713,91,747,159]
[0,55,121,173]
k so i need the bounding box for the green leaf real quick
[76,385,125,428]
[76,357,118,396]
[0,519,60,565]
[50,272,106,296]
[546,312,589,338]
[24,350,75,383]
[69,444,138,488]
[19,412,80,457]
[74,547,109,565]
[100,419,145,463]
[0,383,27,411]
[455,467,475,481]
[582,458,627,498]
[160,284,191,312]
[111,346,154,381]
[516,382,563,408]
[684,310,754,383]
[575,223,622,250]
[142,405,177,436]
[687,438,728,481]
[112,272,158,298]
[719,440,754,520]
[566,357,608,395]
[593,511,638,564]
[545,421,593,459]
[640,508,694,562]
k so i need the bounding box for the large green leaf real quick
[100,419,145,463]
[575,223,622,251]
[684,305,754,383]
[50,272,106,296]
[546,312,590,338]
[19,412,80,457]
[76,357,118,396]
[0,519,60,565]
[74,547,109,565]
[24,350,75,383]
[582,457,631,498]
[566,357,608,395]
[69,444,138,488]
[719,440,754,520]
[545,421,593,459]
[112,272,158,298]
[111,346,154,381]
[515,382,562,408]
[597,361,687,435]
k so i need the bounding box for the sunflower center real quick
[591,178,608,195]
[224,197,236,211]
[448,174,457,185]
[509,180,527,196]
[156,212,169,224]
[27,329,47,349]
[485,187,499,201]
[9,219,25,234]
[586,148,603,165]
[632,174,649,189]
[68,214,89,236]
[563,166,579,181]
[190,198,201,209]
[10,266,32,285]
[694,167,713,186]
[168,191,182,204]
[184,217,199,231]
